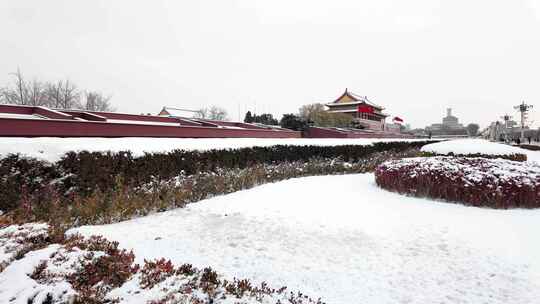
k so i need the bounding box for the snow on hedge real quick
[71,174,540,304]
[390,156,540,183]
[0,244,75,303]
[421,139,526,157]
[0,137,434,162]
[376,156,540,208]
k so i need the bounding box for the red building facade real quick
[325,89,388,131]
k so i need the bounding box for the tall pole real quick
[514,101,533,141]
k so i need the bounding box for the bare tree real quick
[0,68,29,105]
[0,87,18,104]
[1,70,77,108]
[13,68,27,105]
[57,80,80,109]
[45,81,63,107]
[194,107,209,119]
[0,69,46,106]
[209,106,228,120]
[1,69,116,111]
[43,80,81,109]
[27,79,47,106]
[194,106,228,120]
[80,91,115,112]
[299,103,326,121]
[298,102,352,127]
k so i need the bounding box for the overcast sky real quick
[1,0,540,129]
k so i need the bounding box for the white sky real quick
[1,0,540,129]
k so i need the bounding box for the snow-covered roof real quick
[327,89,384,109]
[106,119,181,126]
[0,113,46,120]
[160,107,198,118]
[327,108,388,117]
[250,123,284,130]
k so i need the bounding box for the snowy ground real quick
[73,174,540,304]
[0,137,435,162]
[422,139,526,156]
[0,225,308,304]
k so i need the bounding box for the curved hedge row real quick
[0,141,436,218]
[518,144,540,151]
[419,151,527,162]
[419,139,528,162]
[57,142,436,193]
[375,157,540,209]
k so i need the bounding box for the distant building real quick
[158,106,199,118]
[325,89,389,131]
[442,108,464,129]
[426,108,467,136]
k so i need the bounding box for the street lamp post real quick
[514,101,533,142]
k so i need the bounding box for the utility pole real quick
[514,101,533,141]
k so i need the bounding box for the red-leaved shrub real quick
[140,258,175,289]
[375,157,540,209]
[66,236,139,299]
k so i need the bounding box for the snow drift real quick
[71,174,540,304]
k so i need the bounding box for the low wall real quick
[0,104,300,138]
[0,118,301,138]
[304,127,415,139]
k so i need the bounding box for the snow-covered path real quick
[73,174,540,304]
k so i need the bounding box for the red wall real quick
[0,118,301,138]
[303,127,414,139]
[0,104,300,138]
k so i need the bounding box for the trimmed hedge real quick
[57,142,436,194]
[518,144,540,151]
[0,141,436,215]
[375,157,540,209]
[419,151,527,162]
[7,149,422,227]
